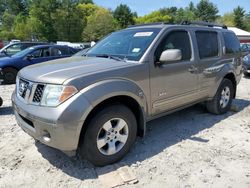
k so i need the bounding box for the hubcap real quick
[97,118,129,156]
[220,86,230,108]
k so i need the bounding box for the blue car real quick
[0,45,78,84]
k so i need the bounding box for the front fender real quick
[75,78,148,139]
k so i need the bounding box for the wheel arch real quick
[223,72,237,98]
[76,79,148,148]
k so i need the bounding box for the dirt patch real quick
[0,77,250,188]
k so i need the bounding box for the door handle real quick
[188,65,198,73]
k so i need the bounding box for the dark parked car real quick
[243,53,250,76]
[241,43,250,55]
[0,42,48,58]
[0,45,78,84]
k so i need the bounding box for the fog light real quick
[42,131,51,142]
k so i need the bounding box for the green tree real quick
[1,11,15,31]
[175,7,196,23]
[52,2,82,42]
[82,8,117,41]
[159,7,177,23]
[195,0,218,22]
[233,6,245,29]
[78,0,93,4]
[245,13,250,31]
[29,0,61,41]
[113,4,135,28]
[135,10,171,24]
[217,13,235,27]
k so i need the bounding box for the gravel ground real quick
[0,77,250,188]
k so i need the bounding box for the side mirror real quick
[26,54,34,61]
[158,49,182,64]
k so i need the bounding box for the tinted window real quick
[57,47,70,55]
[51,47,63,56]
[196,31,219,59]
[155,30,192,61]
[223,32,240,54]
[30,49,42,58]
[42,48,50,57]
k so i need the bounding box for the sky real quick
[94,0,250,16]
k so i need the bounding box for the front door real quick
[150,29,198,115]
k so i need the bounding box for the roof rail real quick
[128,22,165,28]
[181,21,227,29]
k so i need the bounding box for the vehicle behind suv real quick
[12,21,242,166]
[0,42,48,58]
[0,45,78,84]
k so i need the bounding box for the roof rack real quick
[181,21,227,29]
[128,22,165,28]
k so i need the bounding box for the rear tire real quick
[0,97,3,107]
[2,67,18,84]
[206,78,234,115]
[79,104,137,166]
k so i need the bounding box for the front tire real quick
[80,104,137,166]
[206,78,234,115]
[2,67,18,84]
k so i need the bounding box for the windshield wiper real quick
[95,54,125,62]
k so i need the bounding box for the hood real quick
[19,56,135,84]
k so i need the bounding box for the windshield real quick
[12,47,34,58]
[86,28,161,61]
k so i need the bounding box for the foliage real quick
[135,10,171,24]
[233,6,246,29]
[0,0,250,42]
[217,13,235,27]
[195,0,218,22]
[113,4,135,28]
[82,8,117,41]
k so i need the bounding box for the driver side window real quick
[29,49,42,58]
[155,30,192,62]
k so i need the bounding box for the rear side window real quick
[57,47,70,55]
[223,32,240,54]
[155,30,192,61]
[196,31,219,59]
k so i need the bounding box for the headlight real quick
[40,84,78,107]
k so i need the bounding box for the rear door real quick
[193,30,222,98]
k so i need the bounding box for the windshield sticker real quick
[132,48,141,53]
[134,32,153,37]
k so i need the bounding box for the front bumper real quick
[12,90,92,152]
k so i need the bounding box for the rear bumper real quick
[12,90,92,152]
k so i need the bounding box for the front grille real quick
[18,79,29,98]
[17,77,45,105]
[33,84,45,103]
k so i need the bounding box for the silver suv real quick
[12,22,243,166]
